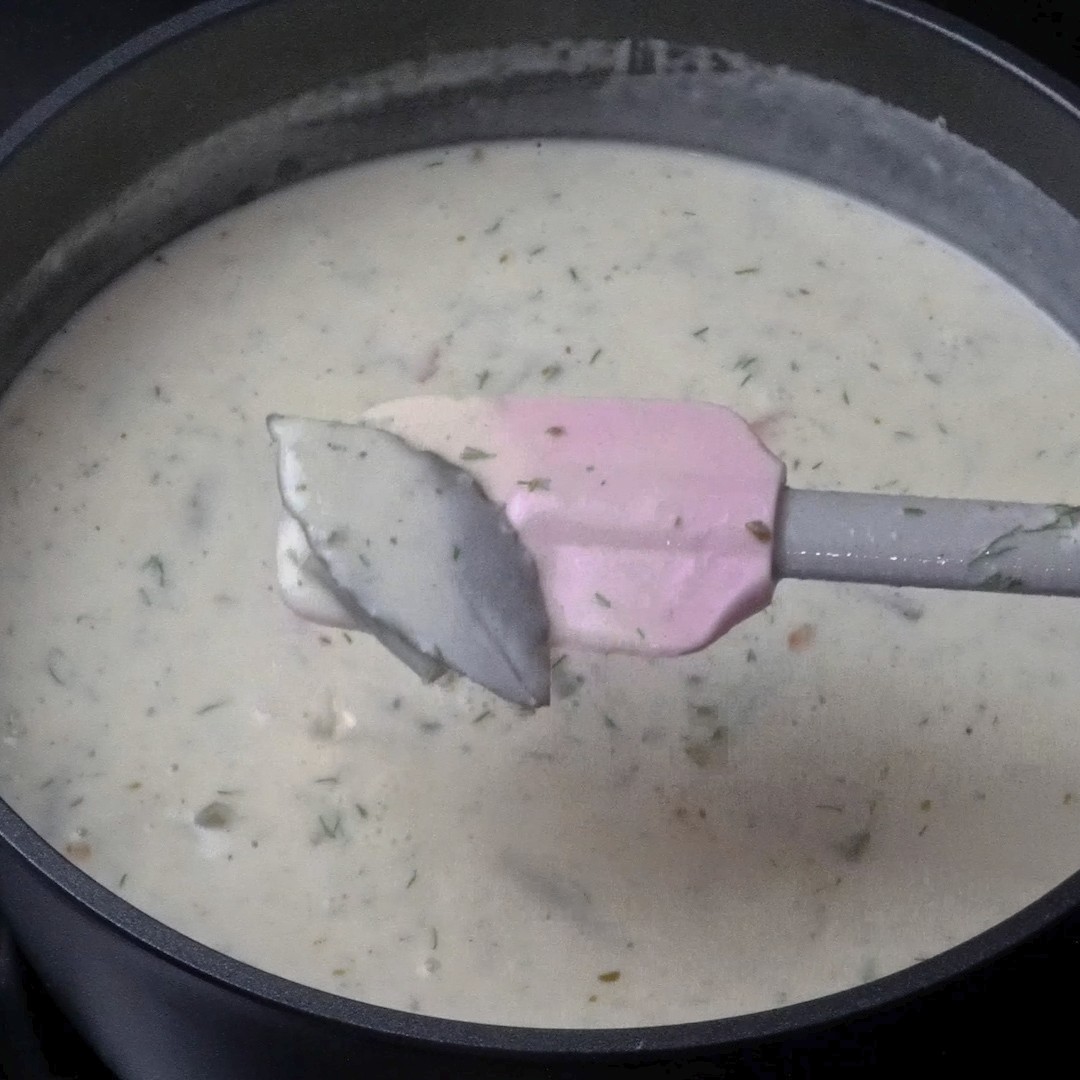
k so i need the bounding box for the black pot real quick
[2,2,1080,1077]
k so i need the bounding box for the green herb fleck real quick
[541,363,563,381]
[141,555,166,588]
[452,545,462,561]
[842,389,851,405]
[45,648,70,686]
[568,267,580,282]
[692,326,709,339]
[683,726,728,768]
[195,801,234,829]
[903,507,926,517]
[969,506,1080,578]
[318,813,343,839]
[978,571,1024,592]
[589,348,603,365]
[461,446,495,461]
[836,829,871,863]
[406,869,418,889]
[472,709,492,725]
[546,425,566,437]
[517,477,551,492]
[594,592,612,608]
[477,370,491,389]
[196,698,231,716]
[597,970,621,983]
[734,266,760,275]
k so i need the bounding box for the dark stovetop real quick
[2,2,1080,1077]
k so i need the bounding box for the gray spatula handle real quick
[775,489,1080,597]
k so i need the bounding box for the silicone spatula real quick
[270,398,1080,705]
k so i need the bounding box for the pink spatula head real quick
[362,397,786,655]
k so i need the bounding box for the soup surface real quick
[2,141,1080,1026]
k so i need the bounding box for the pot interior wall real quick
[1,0,1079,399]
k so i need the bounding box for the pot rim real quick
[2,0,1080,1058]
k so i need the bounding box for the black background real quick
[1,1,1079,1077]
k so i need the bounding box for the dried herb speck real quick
[978,571,1024,592]
[836,829,871,863]
[196,698,232,716]
[745,520,772,542]
[517,477,551,492]
[318,813,343,839]
[195,801,234,829]
[141,554,166,587]
[45,648,70,686]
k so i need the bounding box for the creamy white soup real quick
[2,140,1080,1027]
